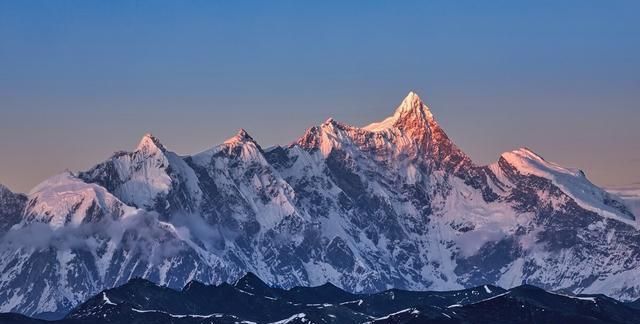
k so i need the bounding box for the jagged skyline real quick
[3,89,639,316]
[1,1,639,192]
[2,89,639,193]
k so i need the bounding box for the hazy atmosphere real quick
[1,0,638,192]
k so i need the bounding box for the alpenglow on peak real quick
[136,133,166,153]
[224,128,256,145]
[2,88,640,319]
[363,91,435,132]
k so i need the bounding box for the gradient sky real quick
[1,1,639,193]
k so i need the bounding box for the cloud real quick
[456,226,507,257]
[0,211,193,265]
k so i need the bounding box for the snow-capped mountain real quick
[79,133,202,215]
[0,91,638,317]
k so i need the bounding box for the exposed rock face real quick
[0,92,637,317]
[0,185,26,234]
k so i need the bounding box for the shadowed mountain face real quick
[0,184,26,234]
[0,92,639,317]
[2,273,640,324]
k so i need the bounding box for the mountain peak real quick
[237,128,250,138]
[233,272,271,293]
[323,117,336,125]
[392,91,434,127]
[500,147,550,170]
[396,91,425,113]
[224,128,256,145]
[0,183,22,199]
[363,91,434,132]
[136,133,166,153]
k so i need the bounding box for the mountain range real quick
[4,273,640,323]
[0,92,639,318]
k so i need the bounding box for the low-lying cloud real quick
[0,211,192,265]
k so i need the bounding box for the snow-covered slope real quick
[497,148,635,223]
[0,172,220,316]
[79,133,202,215]
[0,91,638,317]
[23,172,138,228]
[607,184,640,219]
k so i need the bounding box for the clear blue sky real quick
[1,1,638,192]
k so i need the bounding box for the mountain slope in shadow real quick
[2,273,640,323]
